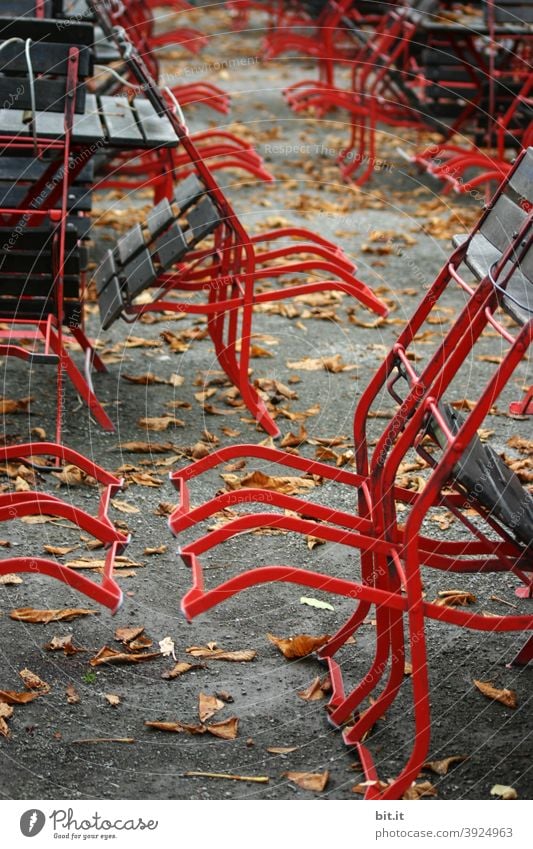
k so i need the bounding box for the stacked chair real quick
[91,1,387,438]
[169,148,533,798]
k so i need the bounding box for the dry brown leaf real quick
[89,646,161,667]
[266,746,298,754]
[207,717,239,740]
[268,633,331,659]
[161,661,205,680]
[115,626,145,645]
[138,416,185,431]
[10,608,97,624]
[66,684,80,704]
[403,780,438,799]
[490,784,518,799]
[105,694,121,707]
[111,499,140,514]
[185,645,256,662]
[44,635,85,656]
[284,771,329,792]
[0,689,42,704]
[434,590,476,607]
[473,680,517,708]
[507,435,533,454]
[297,674,331,701]
[19,669,50,693]
[0,573,22,585]
[222,469,318,496]
[129,473,163,487]
[43,544,77,556]
[119,442,175,454]
[53,465,95,487]
[423,755,468,775]
[0,702,14,737]
[143,545,167,555]
[199,692,225,722]
[122,373,170,385]
[0,396,32,414]
[287,355,355,373]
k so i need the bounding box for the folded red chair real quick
[168,147,533,798]
[0,443,129,612]
[92,8,387,437]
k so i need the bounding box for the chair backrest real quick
[0,221,83,323]
[354,148,532,554]
[0,17,93,114]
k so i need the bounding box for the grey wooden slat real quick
[133,97,179,147]
[509,148,533,200]
[99,95,144,146]
[72,93,105,142]
[480,194,527,252]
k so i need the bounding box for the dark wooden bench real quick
[95,174,222,329]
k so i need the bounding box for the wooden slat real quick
[0,42,91,77]
[99,96,144,146]
[0,16,93,45]
[480,194,527,252]
[133,97,179,148]
[509,147,533,200]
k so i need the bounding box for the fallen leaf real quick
[297,675,331,702]
[186,645,256,662]
[403,780,438,799]
[53,465,95,487]
[104,694,121,707]
[143,545,167,555]
[300,597,334,611]
[423,755,468,775]
[0,574,22,585]
[122,373,170,385]
[115,626,145,645]
[10,608,97,624]
[145,717,239,739]
[0,702,14,737]
[111,499,140,514]
[221,469,318,496]
[89,646,161,667]
[44,635,85,656]
[207,717,239,740]
[0,690,42,704]
[434,590,477,607]
[66,684,80,704]
[138,416,185,431]
[473,680,517,708]
[162,662,205,680]
[119,442,175,454]
[199,692,225,722]
[284,771,329,792]
[266,746,298,755]
[43,545,77,556]
[267,633,330,659]
[490,784,518,800]
[19,669,50,693]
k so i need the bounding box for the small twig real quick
[182,771,269,784]
[71,737,135,744]
[490,595,518,609]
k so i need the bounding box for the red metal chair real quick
[92,9,387,437]
[0,443,129,612]
[168,148,533,798]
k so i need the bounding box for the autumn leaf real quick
[0,574,22,585]
[423,755,468,775]
[19,669,50,693]
[206,717,239,740]
[0,690,42,704]
[44,635,85,655]
[199,693,225,722]
[161,662,205,680]
[287,355,355,373]
[221,469,318,496]
[0,396,32,414]
[119,441,175,454]
[186,645,256,662]
[267,633,331,659]
[111,499,140,514]
[434,590,476,607]
[53,465,96,487]
[122,373,171,385]
[266,746,298,755]
[403,780,438,799]
[145,717,239,739]
[138,415,185,432]
[284,771,329,792]
[66,684,80,704]
[43,545,77,556]
[90,646,161,667]
[10,608,97,624]
[115,626,145,645]
[300,597,334,611]
[144,545,167,555]
[105,694,121,707]
[490,784,518,800]
[297,675,331,702]
[129,473,163,487]
[473,680,517,708]
[0,702,14,737]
